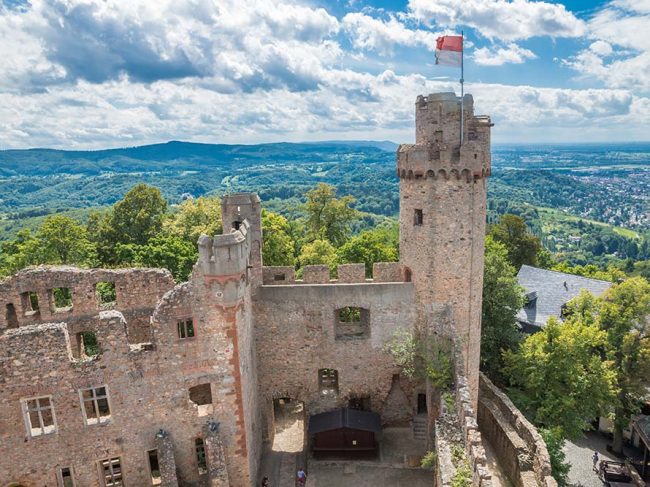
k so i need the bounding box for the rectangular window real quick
[22,395,56,437]
[59,467,75,487]
[76,331,100,358]
[177,318,195,339]
[196,438,208,475]
[147,449,161,485]
[274,273,286,281]
[20,291,40,316]
[96,281,117,309]
[100,457,123,487]
[414,209,423,226]
[51,287,73,312]
[80,386,111,425]
[318,368,339,396]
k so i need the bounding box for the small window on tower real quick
[414,209,423,226]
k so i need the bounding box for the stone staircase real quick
[412,414,427,441]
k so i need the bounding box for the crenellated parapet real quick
[261,262,411,285]
[197,220,251,277]
[398,92,492,181]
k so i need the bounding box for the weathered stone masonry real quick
[0,92,507,487]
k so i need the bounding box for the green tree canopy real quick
[36,215,97,265]
[336,226,398,277]
[504,313,617,439]
[598,277,650,453]
[298,239,337,271]
[262,210,295,267]
[488,214,542,270]
[109,184,168,246]
[164,196,222,244]
[303,183,358,246]
[480,236,525,379]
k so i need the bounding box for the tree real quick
[163,196,222,244]
[35,215,97,265]
[298,239,337,271]
[303,183,358,246]
[504,314,617,439]
[130,234,197,282]
[262,211,295,266]
[539,428,571,486]
[0,229,40,276]
[110,184,168,246]
[480,236,525,379]
[488,214,541,270]
[336,227,398,277]
[599,277,650,454]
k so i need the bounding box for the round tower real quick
[398,92,492,405]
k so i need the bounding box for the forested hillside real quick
[0,141,648,269]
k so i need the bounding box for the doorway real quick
[417,393,427,415]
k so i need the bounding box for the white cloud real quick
[407,0,585,41]
[342,12,440,54]
[563,1,650,91]
[473,43,536,66]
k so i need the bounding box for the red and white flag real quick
[435,35,463,67]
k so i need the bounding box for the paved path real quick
[564,431,613,487]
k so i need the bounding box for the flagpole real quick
[460,30,464,145]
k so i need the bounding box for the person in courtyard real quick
[297,468,307,485]
[262,476,270,486]
[592,451,599,472]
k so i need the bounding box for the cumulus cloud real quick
[563,1,650,91]
[0,0,340,90]
[342,12,440,54]
[474,43,536,65]
[407,0,585,41]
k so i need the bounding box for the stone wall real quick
[478,373,557,487]
[0,266,175,343]
[254,281,422,436]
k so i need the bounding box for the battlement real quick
[197,219,252,276]
[397,92,492,181]
[261,262,410,285]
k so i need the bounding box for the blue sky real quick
[0,0,649,148]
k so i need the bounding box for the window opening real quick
[274,273,286,281]
[147,449,161,485]
[80,386,111,425]
[335,307,370,340]
[414,209,423,226]
[100,457,123,487]
[51,287,73,312]
[22,396,56,437]
[5,303,18,328]
[96,282,116,309]
[318,368,339,396]
[177,318,195,339]
[189,383,213,416]
[59,467,75,487]
[196,438,208,475]
[76,331,100,358]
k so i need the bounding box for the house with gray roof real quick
[516,265,613,332]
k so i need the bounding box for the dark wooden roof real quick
[308,408,382,434]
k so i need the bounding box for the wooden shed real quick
[308,408,381,459]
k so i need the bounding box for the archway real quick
[272,397,305,453]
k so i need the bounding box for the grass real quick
[537,207,640,239]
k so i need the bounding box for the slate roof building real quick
[516,265,613,332]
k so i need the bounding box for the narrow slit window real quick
[177,318,195,339]
[80,386,111,425]
[59,467,75,487]
[318,368,339,396]
[147,449,161,485]
[196,438,208,475]
[414,209,423,226]
[100,457,123,487]
[96,282,116,309]
[22,395,56,437]
[5,303,19,328]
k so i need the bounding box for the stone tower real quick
[398,92,492,405]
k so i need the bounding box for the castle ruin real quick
[0,93,516,487]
